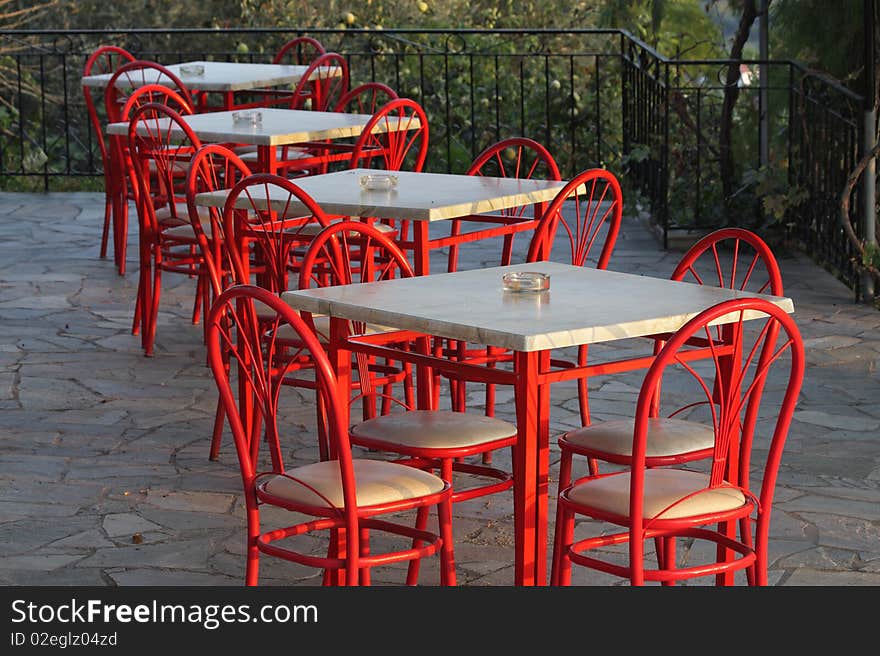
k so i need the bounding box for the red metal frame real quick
[333,81,398,114]
[550,297,804,585]
[206,284,456,585]
[563,227,786,478]
[105,61,194,275]
[184,144,254,461]
[82,45,136,265]
[127,101,205,356]
[447,136,562,273]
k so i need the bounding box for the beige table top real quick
[81,60,332,92]
[195,168,569,223]
[106,108,393,147]
[280,261,795,352]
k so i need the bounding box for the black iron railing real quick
[0,27,866,296]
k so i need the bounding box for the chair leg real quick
[551,500,575,586]
[359,527,371,586]
[406,505,430,585]
[659,536,676,586]
[100,196,112,259]
[245,509,260,586]
[209,399,225,461]
[438,497,456,586]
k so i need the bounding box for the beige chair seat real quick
[161,206,213,240]
[566,468,746,520]
[155,202,211,226]
[563,418,715,458]
[351,409,517,450]
[261,458,446,508]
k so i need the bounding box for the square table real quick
[82,60,338,110]
[109,110,418,175]
[195,168,570,275]
[279,260,796,585]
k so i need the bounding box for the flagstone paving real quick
[1,190,879,586]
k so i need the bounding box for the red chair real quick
[551,296,805,585]
[447,136,562,273]
[302,222,518,584]
[198,171,335,461]
[560,227,786,478]
[184,144,255,462]
[105,61,194,275]
[440,137,562,418]
[82,45,135,264]
[442,168,623,420]
[127,102,205,357]
[206,284,456,585]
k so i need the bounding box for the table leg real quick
[259,144,277,175]
[412,222,430,276]
[513,350,550,586]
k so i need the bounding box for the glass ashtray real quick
[502,271,550,293]
[359,173,398,191]
[179,64,205,76]
[232,110,263,126]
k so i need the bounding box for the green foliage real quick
[771,0,867,87]
[739,164,808,228]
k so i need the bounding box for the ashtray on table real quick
[232,110,263,126]
[502,271,550,293]
[179,64,205,76]
[359,173,398,191]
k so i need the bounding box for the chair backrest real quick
[671,227,784,296]
[206,283,351,502]
[127,101,202,233]
[348,98,429,172]
[467,136,561,181]
[272,35,326,65]
[185,144,254,297]
[221,173,334,293]
[446,136,562,272]
[526,167,622,270]
[83,45,136,164]
[628,296,804,562]
[298,220,414,337]
[333,82,399,114]
[287,51,350,111]
[120,83,193,119]
[105,60,193,123]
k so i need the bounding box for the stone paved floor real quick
[1,191,879,586]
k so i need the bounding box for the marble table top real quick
[82,60,335,92]
[195,168,569,222]
[280,261,795,352]
[107,108,393,146]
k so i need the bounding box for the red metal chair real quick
[447,136,562,273]
[560,227,786,478]
[105,61,194,275]
[206,283,456,585]
[302,222,518,583]
[82,45,135,265]
[442,168,623,422]
[127,101,205,357]
[551,296,805,586]
[184,145,255,461]
[440,137,562,418]
[238,53,351,175]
